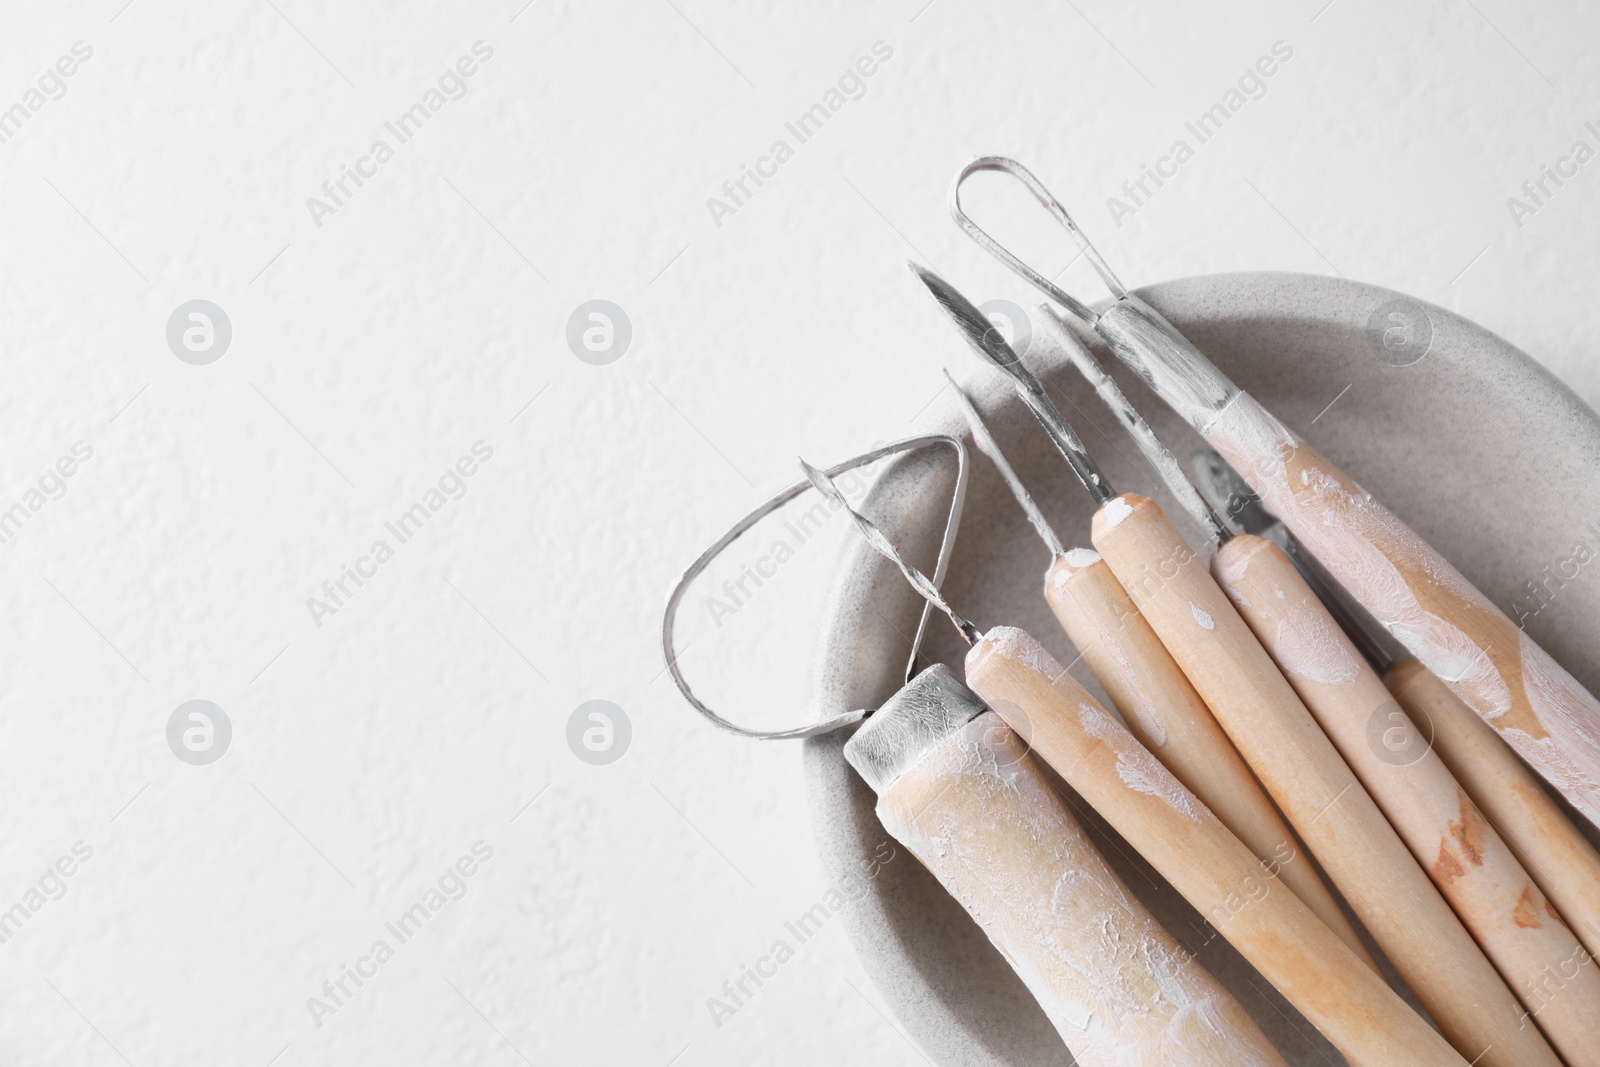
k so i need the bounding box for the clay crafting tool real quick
[664,434,970,738]
[951,155,1600,829]
[911,262,1561,1067]
[663,435,1285,1063]
[1189,452,1600,1064]
[848,664,1290,1065]
[800,457,1468,1067]
[1195,449,1600,970]
[942,370,1375,973]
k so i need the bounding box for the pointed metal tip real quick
[942,368,1066,559]
[798,456,835,499]
[908,264,1021,376]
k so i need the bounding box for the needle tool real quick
[951,155,1600,831]
[942,369,1373,972]
[801,456,1469,1067]
[912,260,1560,1067]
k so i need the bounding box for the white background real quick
[1,1,1598,1064]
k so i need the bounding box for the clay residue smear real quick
[1216,550,1251,583]
[1513,885,1545,929]
[1115,748,1203,823]
[1433,841,1465,882]
[1100,636,1168,748]
[1447,790,1486,868]
[1272,601,1359,686]
[1190,604,1214,631]
[1102,496,1134,528]
[1063,547,1101,569]
[1206,394,1299,478]
[984,625,1064,682]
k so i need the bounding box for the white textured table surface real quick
[2,1,1597,1064]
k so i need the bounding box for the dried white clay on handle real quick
[1273,600,1359,687]
[1100,633,1169,747]
[1517,631,1600,799]
[1206,387,1600,825]
[1191,604,1215,631]
[1216,551,1252,583]
[1063,547,1102,568]
[1076,700,1200,821]
[964,621,1466,1064]
[1102,496,1135,528]
[983,623,1066,682]
[875,711,1289,1066]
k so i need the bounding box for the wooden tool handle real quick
[1045,548,1378,973]
[1091,493,1558,1067]
[877,710,1289,1065]
[1216,534,1600,1065]
[1388,658,1600,960]
[964,627,1465,1067]
[1205,392,1600,827]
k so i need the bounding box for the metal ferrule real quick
[843,664,987,795]
[1095,294,1239,432]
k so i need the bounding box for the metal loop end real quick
[661,435,970,741]
[949,156,1125,328]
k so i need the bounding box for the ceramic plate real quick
[803,271,1600,1065]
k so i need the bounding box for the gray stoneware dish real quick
[803,272,1600,1065]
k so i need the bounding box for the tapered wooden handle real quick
[1092,494,1558,1067]
[964,627,1465,1067]
[1206,392,1600,827]
[1387,658,1600,961]
[1216,534,1600,1065]
[877,710,1288,1066]
[1045,549,1378,974]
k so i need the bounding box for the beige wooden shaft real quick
[1205,392,1600,826]
[1217,534,1600,1065]
[1044,550,1378,974]
[1388,658,1600,962]
[1091,493,1559,1067]
[878,711,1289,1066]
[964,627,1466,1067]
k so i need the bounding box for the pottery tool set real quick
[664,158,1600,1066]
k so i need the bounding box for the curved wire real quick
[949,156,1125,328]
[799,457,982,648]
[661,434,970,740]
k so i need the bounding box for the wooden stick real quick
[1217,534,1600,1065]
[873,704,1291,1065]
[1092,493,1560,1067]
[1387,658,1600,962]
[1205,393,1600,827]
[964,627,1467,1067]
[1045,548,1379,974]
